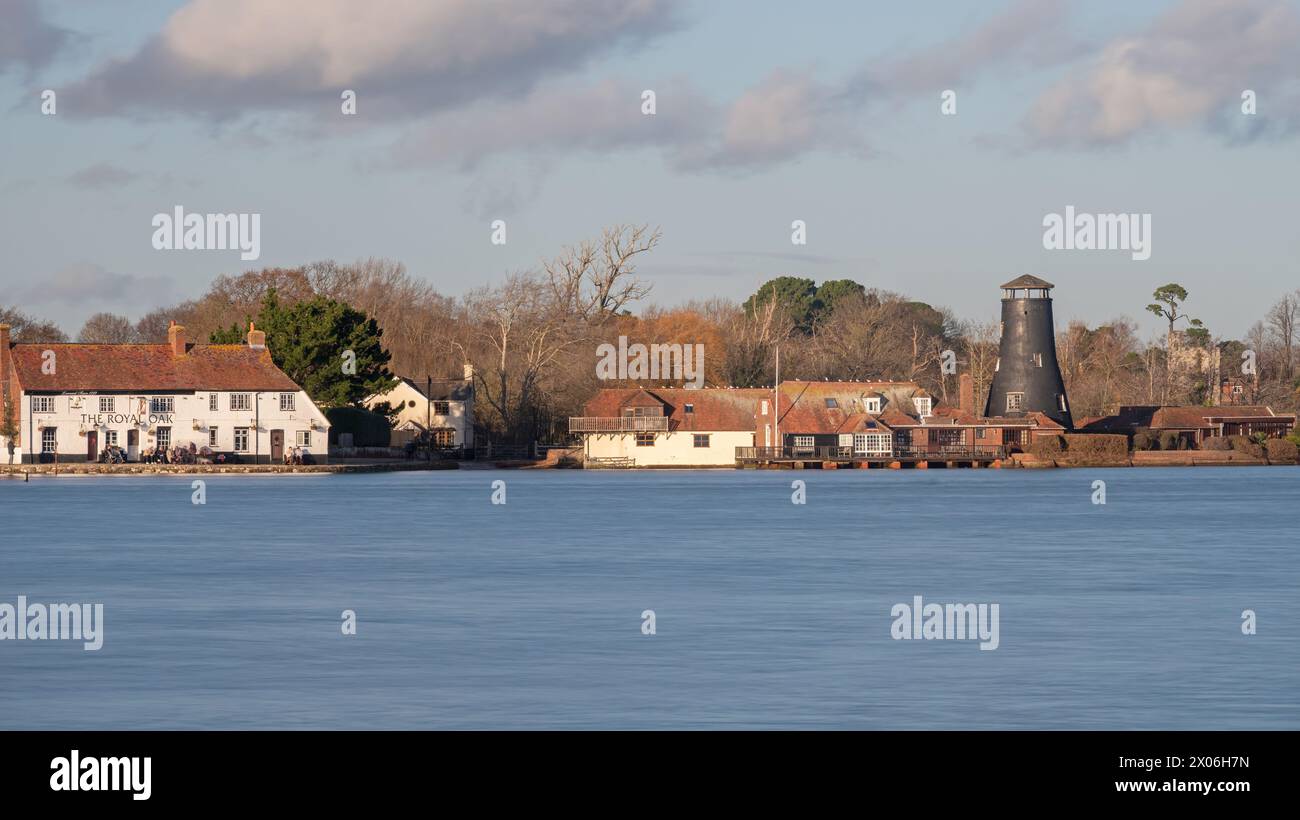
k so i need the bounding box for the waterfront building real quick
[1079,405,1295,446]
[571,387,769,467]
[0,322,329,464]
[984,275,1073,429]
[363,366,475,450]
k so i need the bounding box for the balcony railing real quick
[735,444,1007,462]
[569,416,670,433]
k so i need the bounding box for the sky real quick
[1,0,1298,340]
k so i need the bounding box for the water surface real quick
[1,467,1295,729]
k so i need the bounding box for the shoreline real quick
[0,460,459,477]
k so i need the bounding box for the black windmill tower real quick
[984,275,1073,429]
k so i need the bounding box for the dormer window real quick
[684,403,694,414]
[864,396,881,414]
[913,397,931,417]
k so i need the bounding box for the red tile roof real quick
[1080,405,1294,432]
[10,343,301,392]
[581,387,767,431]
[776,381,924,432]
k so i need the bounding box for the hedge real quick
[325,406,392,447]
[1132,429,1159,451]
[1201,437,1232,451]
[1265,438,1299,464]
[1029,434,1065,460]
[1228,435,1265,458]
[1061,434,1129,464]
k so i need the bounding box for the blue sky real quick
[2,0,1297,339]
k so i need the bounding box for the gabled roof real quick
[1001,274,1054,289]
[397,375,472,402]
[10,343,300,392]
[582,387,767,432]
[776,380,925,432]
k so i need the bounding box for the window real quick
[234,428,250,452]
[825,398,838,409]
[150,396,174,413]
[913,397,932,416]
[209,393,219,412]
[99,396,115,413]
[864,396,881,414]
[32,396,55,413]
[296,430,311,447]
[994,358,1000,372]
[1232,384,1244,395]
[433,401,450,416]
[838,434,854,447]
[684,403,694,414]
[431,428,455,447]
[279,393,296,412]
[105,430,118,447]
[976,427,992,440]
[156,427,171,451]
[209,428,219,447]
[764,424,771,447]
[627,406,661,417]
[937,429,965,446]
[693,434,710,448]
[793,436,814,450]
[855,432,890,454]
[1007,392,1024,412]
[761,400,769,415]
[1032,353,1043,367]
[1058,394,1068,412]
[635,432,655,447]
[41,428,56,452]
[230,393,251,411]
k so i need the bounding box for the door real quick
[127,429,139,461]
[271,429,284,462]
[87,431,98,461]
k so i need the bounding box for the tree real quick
[746,277,819,333]
[77,312,136,343]
[1265,290,1300,381]
[1,389,18,465]
[1146,283,1200,336]
[250,290,393,408]
[543,224,659,324]
[0,305,67,342]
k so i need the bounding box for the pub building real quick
[0,321,330,464]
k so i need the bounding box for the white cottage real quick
[0,321,330,464]
[364,368,475,450]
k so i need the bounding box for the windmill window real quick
[1007,392,1024,412]
[1032,353,1043,367]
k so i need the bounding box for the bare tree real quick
[1265,290,1299,381]
[78,312,136,343]
[544,224,659,323]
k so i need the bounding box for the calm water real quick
[1,467,1296,729]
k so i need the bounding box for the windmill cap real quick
[1001,275,1054,289]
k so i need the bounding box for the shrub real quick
[1029,435,1065,460]
[1131,429,1159,451]
[1265,438,1299,464]
[325,406,391,447]
[1201,436,1232,451]
[1062,434,1129,464]
[1228,435,1265,458]
[1157,430,1180,451]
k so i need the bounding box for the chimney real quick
[247,322,266,350]
[168,320,187,357]
[0,323,11,401]
[959,373,975,416]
